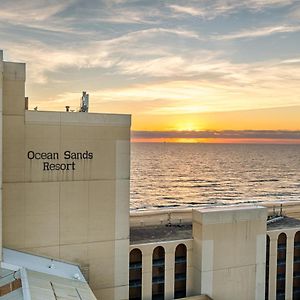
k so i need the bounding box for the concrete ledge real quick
[192,206,267,225]
[176,295,212,300]
[25,110,131,126]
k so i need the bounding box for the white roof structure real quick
[0,248,97,300]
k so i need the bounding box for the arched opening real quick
[174,244,187,299]
[276,233,287,300]
[265,235,270,300]
[293,231,300,298]
[152,246,165,300]
[129,248,142,300]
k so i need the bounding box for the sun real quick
[174,122,202,132]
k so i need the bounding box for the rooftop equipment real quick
[80,91,89,112]
[25,97,29,110]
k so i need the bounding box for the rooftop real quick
[0,248,96,300]
[130,215,300,244]
[267,216,300,231]
[130,223,192,244]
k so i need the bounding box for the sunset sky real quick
[1,0,300,143]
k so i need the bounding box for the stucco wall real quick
[0,50,3,261]
[130,239,193,300]
[1,58,131,300]
[192,206,267,300]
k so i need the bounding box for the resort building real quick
[1,51,300,300]
[0,50,130,299]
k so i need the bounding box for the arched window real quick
[152,246,165,300]
[276,233,287,300]
[174,244,187,299]
[265,235,270,300]
[129,248,142,300]
[293,231,300,298]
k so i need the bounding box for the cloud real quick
[132,130,300,140]
[168,5,206,17]
[3,19,300,115]
[37,65,300,115]
[216,24,300,40]
[0,0,76,34]
[2,41,113,83]
[84,8,160,25]
[0,0,68,22]
[1,0,299,119]
[288,3,300,19]
[1,26,203,83]
[168,0,295,19]
[280,58,300,64]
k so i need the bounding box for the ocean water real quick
[130,143,300,210]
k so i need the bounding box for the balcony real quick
[129,279,142,288]
[129,262,142,270]
[152,294,164,300]
[175,273,186,281]
[152,276,165,284]
[153,258,165,267]
[175,256,187,264]
[294,271,300,279]
[277,258,286,266]
[278,243,286,251]
[277,273,285,281]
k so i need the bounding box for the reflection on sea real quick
[130,143,300,210]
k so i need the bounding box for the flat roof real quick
[130,216,300,244]
[25,110,131,126]
[197,205,265,213]
[130,223,192,244]
[267,216,300,231]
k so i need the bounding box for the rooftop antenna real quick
[80,91,89,112]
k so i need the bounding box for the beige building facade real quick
[129,206,268,300]
[0,50,131,299]
[1,51,300,300]
[129,207,300,300]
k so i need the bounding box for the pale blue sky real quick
[0,0,300,134]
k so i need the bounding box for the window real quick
[129,248,142,300]
[174,244,187,299]
[276,233,287,300]
[152,246,165,300]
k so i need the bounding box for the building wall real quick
[266,227,300,300]
[1,59,26,266]
[1,56,131,300]
[0,50,3,261]
[129,240,193,300]
[192,207,267,300]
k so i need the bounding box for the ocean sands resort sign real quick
[27,151,93,171]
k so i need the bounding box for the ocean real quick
[130,143,300,210]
